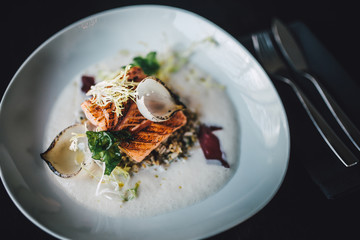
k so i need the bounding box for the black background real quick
[1,0,360,239]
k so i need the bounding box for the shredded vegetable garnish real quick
[95,161,140,202]
[69,133,87,151]
[86,65,138,116]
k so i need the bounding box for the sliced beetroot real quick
[81,75,95,93]
[198,124,229,168]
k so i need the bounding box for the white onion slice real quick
[40,124,87,178]
[135,77,184,122]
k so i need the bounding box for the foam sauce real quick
[43,52,239,218]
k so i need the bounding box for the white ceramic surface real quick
[0,5,290,240]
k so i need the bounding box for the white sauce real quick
[44,51,238,217]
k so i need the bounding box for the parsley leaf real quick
[86,130,133,175]
[131,51,160,75]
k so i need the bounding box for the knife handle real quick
[301,71,360,152]
[274,74,358,167]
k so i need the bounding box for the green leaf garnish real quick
[86,130,133,175]
[123,181,141,201]
[131,51,160,75]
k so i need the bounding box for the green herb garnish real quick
[131,51,160,75]
[86,130,133,175]
[123,181,141,201]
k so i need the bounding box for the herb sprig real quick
[86,130,133,175]
[131,51,160,75]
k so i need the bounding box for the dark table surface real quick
[2,0,360,239]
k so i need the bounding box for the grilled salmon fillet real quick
[117,102,187,162]
[126,66,147,82]
[80,65,187,162]
[81,66,146,131]
[81,101,121,131]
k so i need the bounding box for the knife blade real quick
[271,18,360,152]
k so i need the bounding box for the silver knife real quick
[272,18,360,152]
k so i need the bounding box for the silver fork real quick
[252,31,358,167]
[271,18,360,152]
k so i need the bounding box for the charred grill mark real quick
[120,142,154,151]
[132,133,164,143]
[102,103,118,130]
[117,102,187,162]
[145,127,173,135]
[130,119,152,134]
[81,100,107,130]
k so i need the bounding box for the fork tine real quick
[253,31,285,74]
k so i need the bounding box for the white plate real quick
[0,5,289,240]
